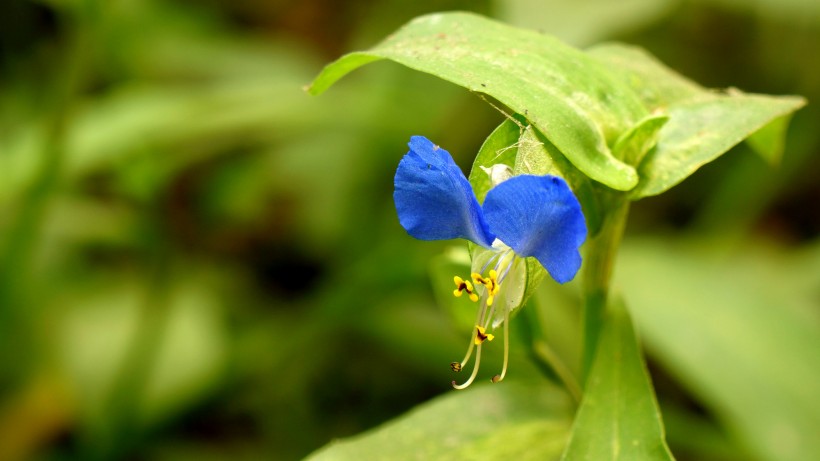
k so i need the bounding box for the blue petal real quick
[394,136,495,247]
[483,175,587,284]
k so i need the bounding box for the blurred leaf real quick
[139,283,228,426]
[697,0,820,22]
[305,381,572,461]
[561,297,675,461]
[661,399,747,461]
[617,238,820,461]
[746,113,792,165]
[588,44,806,198]
[59,276,228,433]
[497,0,678,46]
[309,12,646,191]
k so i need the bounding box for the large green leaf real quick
[497,0,677,47]
[586,44,703,109]
[309,12,646,191]
[617,238,820,461]
[305,382,573,461]
[561,297,675,460]
[588,44,806,198]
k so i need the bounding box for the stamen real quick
[453,276,479,302]
[480,301,496,331]
[449,251,515,388]
[472,270,500,306]
[452,301,489,372]
[492,300,511,384]
[452,343,483,389]
[474,325,494,345]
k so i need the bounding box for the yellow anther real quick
[472,270,500,305]
[474,325,495,345]
[471,272,484,285]
[488,269,500,295]
[453,276,479,302]
[450,362,462,372]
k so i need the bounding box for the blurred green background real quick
[0,0,817,460]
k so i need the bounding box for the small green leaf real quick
[612,114,669,166]
[309,12,645,191]
[305,382,573,461]
[561,297,675,461]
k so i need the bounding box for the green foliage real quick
[310,13,804,199]
[307,9,811,461]
[310,12,645,191]
[1,1,817,460]
[306,381,573,461]
[561,298,674,461]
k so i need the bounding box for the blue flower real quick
[394,135,587,388]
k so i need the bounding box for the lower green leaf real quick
[305,382,573,461]
[561,297,675,461]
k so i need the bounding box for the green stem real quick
[532,340,581,404]
[580,198,629,385]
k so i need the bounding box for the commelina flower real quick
[394,136,587,389]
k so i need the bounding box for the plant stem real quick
[580,198,629,386]
[532,340,581,404]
